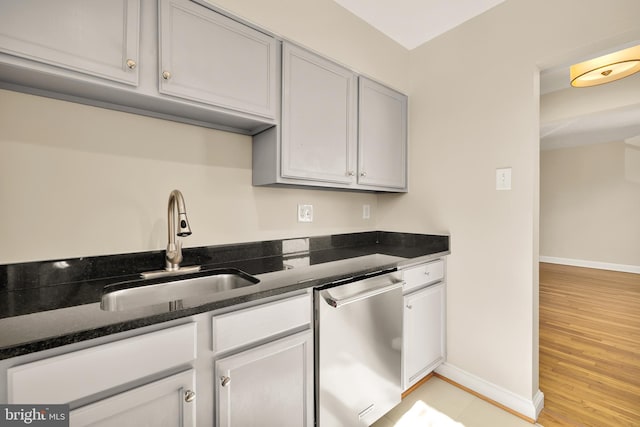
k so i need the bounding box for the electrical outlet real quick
[297,204,313,222]
[362,204,370,219]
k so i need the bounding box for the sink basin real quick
[101,268,260,311]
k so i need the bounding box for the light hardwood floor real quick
[537,263,640,427]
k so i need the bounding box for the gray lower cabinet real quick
[403,283,445,388]
[215,331,314,427]
[5,323,198,426]
[158,0,277,119]
[0,0,140,86]
[70,370,196,427]
[402,260,446,391]
[211,292,314,427]
[252,42,407,192]
[1,292,314,426]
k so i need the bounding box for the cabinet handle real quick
[126,59,137,70]
[221,376,231,387]
[162,70,172,80]
[184,390,196,403]
[360,172,367,177]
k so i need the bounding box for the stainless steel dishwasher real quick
[315,271,404,426]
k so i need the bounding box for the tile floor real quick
[372,377,541,427]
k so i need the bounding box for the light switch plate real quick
[496,168,512,190]
[362,204,370,219]
[297,204,313,222]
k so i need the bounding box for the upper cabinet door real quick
[281,43,357,184]
[158,0,277,119]
[358,77,408,190]
[0,0,140,86]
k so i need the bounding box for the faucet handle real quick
[166,241,184,269]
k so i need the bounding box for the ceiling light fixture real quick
[570,44,640,88]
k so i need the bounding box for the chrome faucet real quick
[166,189,193,271]
[140,190,201,279]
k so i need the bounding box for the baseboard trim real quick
[539,256,640,274]
[402,372,434,399]
[435,363,543,422]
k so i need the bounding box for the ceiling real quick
[540,54,640,150]
[540,102,640,150]
[333,0,507,50]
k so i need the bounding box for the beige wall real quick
[376,0,640,405]
[0,90,380,263]
[541,141,640,267]
[0,0,409,264]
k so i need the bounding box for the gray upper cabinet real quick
[0,0,276,134]
[0,0,140,86]
[358,77,408,190]
[252,44,407,192]
[158,0,277,119]
[280,43,357,184]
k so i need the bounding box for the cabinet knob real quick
[425,271,430,276]
[184,390,196,403]
[126,59,137,70]
[221,376,231,387]
[406,304,413,309]
[162,70,172,80]
[360,172,367,177]
[347,171,355,177]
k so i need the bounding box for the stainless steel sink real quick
[101,268,260,311]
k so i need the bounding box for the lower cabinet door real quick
[69,370,196,427]
[215,330,313,427]
[403,283,445,390]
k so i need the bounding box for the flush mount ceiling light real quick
[570,44,640,88]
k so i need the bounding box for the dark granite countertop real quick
[0,231,449,360]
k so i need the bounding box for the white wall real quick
[540,141,640,268]
[376,0,640,413]
[0,0,409,264]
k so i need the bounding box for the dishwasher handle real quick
[321,280,404,308]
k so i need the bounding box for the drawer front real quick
[8,322,196,404]
[403,260,444,293]
[212,293,311,354]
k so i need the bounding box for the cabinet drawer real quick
[212,293,311,354]
[8,323,196,404]
[402,260,444,293]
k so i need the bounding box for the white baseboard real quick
[539,256,640,274]
[435,362,544,421]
